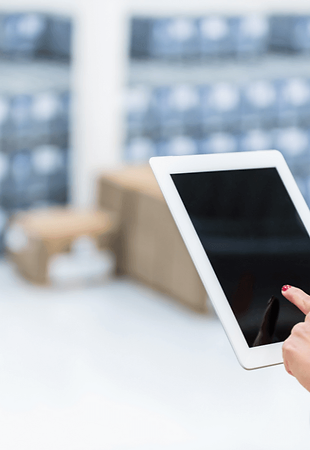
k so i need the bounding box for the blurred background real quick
[0,0,310,449]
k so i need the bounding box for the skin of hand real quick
[282,285,310,392]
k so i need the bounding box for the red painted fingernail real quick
[282,285,291,292]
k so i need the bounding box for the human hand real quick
[281,285,310,392]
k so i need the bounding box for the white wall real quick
[1,0,310,207]
[127,0,310,15]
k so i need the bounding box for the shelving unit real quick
[0,12,72,250]
[66,0,310,208]
[1,0,310,210]
[124,11,310,206]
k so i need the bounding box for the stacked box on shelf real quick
[0,12,71,61]
[126,76,310,136]
[199,82,241,133]
[125,85,155,137]
[198,16,235,59]
[0,89,70,152]
[231,15,270,58]
[200,131,239,155]
[124,82,310,204]
[269,15,310,54]
[131,14,270,61]
[43,15,72,61]
[240,79,278,130]
[198,15,270,60]
[148,17,200,60]
[277,77,310,127]
[130,17,152,60]
[153,84,201,137]
[130,14,310,61]
[0,13,47,59]
[125,78,310,137]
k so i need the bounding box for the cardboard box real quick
[6,207,117,284]
[97,165,159,275]
[98,165,208,312]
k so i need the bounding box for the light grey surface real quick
[0,60,71,94]
[0,258,308,449]
[128,54,310,86]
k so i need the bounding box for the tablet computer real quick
[150,150,310,369]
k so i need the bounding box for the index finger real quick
[281,285,310,315]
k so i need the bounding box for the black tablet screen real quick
[171,168,309,347]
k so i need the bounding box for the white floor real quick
[0,259,308,450]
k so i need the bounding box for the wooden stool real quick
[6,207,117,284]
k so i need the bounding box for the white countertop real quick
[0,258,308,450]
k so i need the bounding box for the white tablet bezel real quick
[150,150,310,370]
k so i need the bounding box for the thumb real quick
[281,285,310,315]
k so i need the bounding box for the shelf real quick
[128,53,310,86]
[0,60,71,95]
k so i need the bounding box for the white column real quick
[71,0,128,208]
